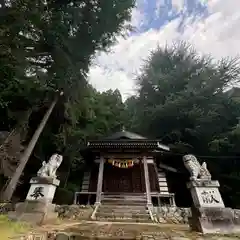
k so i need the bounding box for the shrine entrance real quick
[78,129,176,209]
[103,162,145,193]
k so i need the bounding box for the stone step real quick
[102,198,147,202]
[96,212,150,219]
[95,216,152,223]
[95,201,152,223]
[102,194,146,198]
[99,204,147,210]
[102,196,146,201]
[98,209,148,214]
[102,196,146,200]
[57,232,137,240]
[101,200,147,206]
[98,207,148,214]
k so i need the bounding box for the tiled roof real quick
[87,140,170,151]
[84,130,170,152]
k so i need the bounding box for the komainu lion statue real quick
[183,154,211,181]
[37,154,63,178]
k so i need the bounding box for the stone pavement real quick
[11,221,240,239]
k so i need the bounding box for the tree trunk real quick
[1,96,59,201]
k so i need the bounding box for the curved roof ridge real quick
[103,130,147,140]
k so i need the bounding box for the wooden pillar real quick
[73,192,77,204]
[143,156,152,206]
[95,156,104,205]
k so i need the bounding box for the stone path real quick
[62,221,240,240]
[12,221,240,239]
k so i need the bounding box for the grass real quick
[0,215,31,240]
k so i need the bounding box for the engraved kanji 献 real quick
[201,190,220,204]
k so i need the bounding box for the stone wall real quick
[151,207,240,225]
[151,206,191,224]
[55,205,192,224]
[3,202,240,227]
[233,208,240,225]
[55,205,93,220]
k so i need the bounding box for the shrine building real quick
[76,130,177,207]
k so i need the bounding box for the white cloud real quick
[188,0,240,58]
[131,7,146,30]
[155,0,164,18]
[171,0,185,11]
[88,0,240,100]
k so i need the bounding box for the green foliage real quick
[53,87,125,186]
[125,42,240,206]
[0,214,30,240]
[0,0,135,128]
[2,0,240,207]
[126,42,240,154]
[54,187,75,205]
[0,0,135,196]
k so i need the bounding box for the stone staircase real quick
[93,194,152,223]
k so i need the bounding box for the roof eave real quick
[157,142,170,151]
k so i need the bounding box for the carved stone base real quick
[189,206,239,234]
[26,177,59,202]
[8,177,60,225]
[187,180,224,208]
[8,200,58,225]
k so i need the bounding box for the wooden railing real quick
[73,191,97,204]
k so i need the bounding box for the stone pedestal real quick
[187,180,224,208]
[26,177,60,201]
[187,179,239,234]
[8,177,59,225]
[189,206,235,234]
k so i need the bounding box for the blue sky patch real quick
[134,0,209,34]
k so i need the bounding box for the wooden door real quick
[103,164,133,193]
[118,169,132,192]
[103,163,144,193]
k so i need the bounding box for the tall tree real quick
[53,87,126,191]
[0,0,135,200]
[125,42,240,207]
[0,0,135,124]
[126,42,240,154]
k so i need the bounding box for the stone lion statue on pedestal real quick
[183,154,211,181]
[37,154,63,178]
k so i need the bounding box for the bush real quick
[53,188,74,205]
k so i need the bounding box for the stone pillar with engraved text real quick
[8,154,63,225]
[183,154,239,234]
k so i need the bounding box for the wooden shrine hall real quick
[76,130,176,207]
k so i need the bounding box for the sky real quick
[88,0,240,100]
